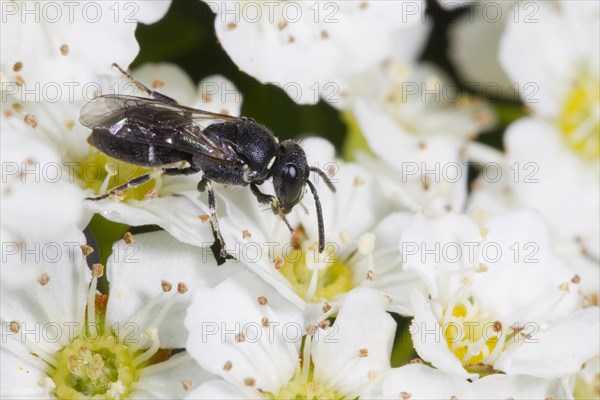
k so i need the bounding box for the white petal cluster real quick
[2,1,598,399]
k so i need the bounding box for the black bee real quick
[80,64,335,264]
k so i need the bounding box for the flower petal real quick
[131,352,213,399]
[494,307,600,379]
[185,270,303,395]
[0,346,53,399]
[367,363,565,399]
[312,288,396,398]
[105,231,237,348]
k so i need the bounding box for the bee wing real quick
[80,95,245,163]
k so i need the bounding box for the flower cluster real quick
[1,1,598,399]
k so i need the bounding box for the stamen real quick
[358,232,376,281]
[301,331,313,383]
[86,265,103,338]
[133,328,160,366]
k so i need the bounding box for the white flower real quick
[447,1,514,99]
[1,0,171,102]
[468,0,599,302]
[185,271,395,399]
[498,1,600,247]
[573,355,600,399]
[208,137,420,320]
[1,117,84,239]
[363,363,567,399]
[1,228,234,398]
[346,61,495,217]
[401,210,599,380]
[207,0,428,104]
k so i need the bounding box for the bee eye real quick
[281,164,303,206]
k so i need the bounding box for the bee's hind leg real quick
[201,179,235,265]
[87,166,199,201]
[112,63,177,105]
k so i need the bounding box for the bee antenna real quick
[309,167,336,193]
[306,179,325,253]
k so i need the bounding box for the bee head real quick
[271,140,309,213]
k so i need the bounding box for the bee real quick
[80,64,335,264]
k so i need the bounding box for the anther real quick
[306,324,317,336]
[274,256,284,270]
[161,280,173,292]
[400,392,411,400]
[80,244,94,257]
[59,44,69,56]
[64,119,75,132]
[12,103,23,112]
[358,232,375,255]
[223,361,232,371]
[181,378,192,391]
[91,264,104,278]
[493,321,502,332]
[353,176,365,187]
[123,232,135,244]
[38,273,50,286]
[475,263,489,273]
[145,188,159,199]
[261,317,269,327]
[198,214,210,223]
[359,348,369,358]
[242,229,252,239]
[318,320,330,329]
[227,22,237,30]
[24,114,37,128]
[235,332,245,343]
[13,61,23,72]
[177,282,188,294]
[559,282,570,292]
[68,356,79,373]
[409,358,423,364]
[278,21,288,30]
[9,321,20,333]
[105,162,118,176]
[257,296,268,305]
[572,275,581,284]
[322,302,331,313]
[244,377,256,387]
[151,80,165,89]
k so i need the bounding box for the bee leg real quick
[250,183,294,233]
[204,181,234,265]
[250,183,278,213]
[112,63,178,105]
[87,166,199,201]
[197,176,208,192]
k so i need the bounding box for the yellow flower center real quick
[78,152,155,201]
[557,71,600,159]
[272,368,343,400]
[442,299,504,372]
[279,228,353,302]
[50,334,138,399]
